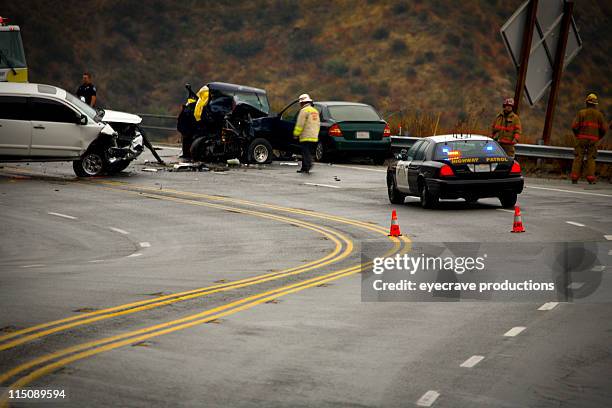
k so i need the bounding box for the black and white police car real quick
[387,134,524,208]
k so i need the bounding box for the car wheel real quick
[248,138,273,164]
[373,155,386,165]
[107,160,131,174]
[314,141,327,162]
[387,176,406,205]
[499,193,517,209]
[73,150,107,177]
[420,183,439,209]
[190,137,207,162]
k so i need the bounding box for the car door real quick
[275,100,300,150]
[29,97,84,158]
[395,140,422,192]
[0,95,31,158]
[408,140,430,193]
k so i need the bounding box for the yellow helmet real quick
[586,93,598,105]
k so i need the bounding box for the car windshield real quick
[327,105,381,122]
[234,92,270,114]
[65,92,100,122]
[0,31,27,69]
[433,139,506,160]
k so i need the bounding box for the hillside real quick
[5,0,611,146]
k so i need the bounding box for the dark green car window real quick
[327,105,380,122]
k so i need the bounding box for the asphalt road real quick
[0,148,611,408]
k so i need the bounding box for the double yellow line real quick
[0,192,354,352]
[0,177,410,406]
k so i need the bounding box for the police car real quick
[387,134,524,208]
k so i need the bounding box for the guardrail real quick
[390,136,612,164]
[135,114,612,164]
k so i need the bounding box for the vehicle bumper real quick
[108,135,144,163]
[330,138,391,154]
[426,176,524,199]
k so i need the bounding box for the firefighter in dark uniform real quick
[76,72,97,107]
[571,93,607,184]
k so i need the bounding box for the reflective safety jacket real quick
[491,111,522,145]
[194,86,210,122]
[293,105,320,143]
[572,107,607,142]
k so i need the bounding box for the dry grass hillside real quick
[5,0,611,147]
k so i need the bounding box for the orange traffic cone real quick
[388,210,402,237]
[511,206,525,233]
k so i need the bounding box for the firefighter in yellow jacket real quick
[293,94,320,173]
[571,93,607,184]
[491,98,522,157]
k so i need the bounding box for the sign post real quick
[513,0,539,115]
[542,0,574,145]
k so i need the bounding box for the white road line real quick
[109,227,130,235]
[416,390,440,407]
[496,208,515,213]
[88,260,105,263]
[504,326,526,337]
[605,235,612,241]
[591,265,606,272]
[608,249,612,256]
[303,182,341,189]
[460,355,485,368]
[565,221,585,227]
[127,253,142,258]
[538,302,559,311]
[527,185,612,198]
[568,282,585,290]
[48,212,77,220]
[139,242,151,248]
[332,164,387,173]
[20,264,45,268]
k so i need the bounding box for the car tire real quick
[499,193,517,209]
[373,155,386,166]
[387,176,406,205]
[73,149,108,177]
[314,141,328,162]
[190,137,207,162]
[107,160,131,175]
[420,183,439,209]
[248,138,273,164]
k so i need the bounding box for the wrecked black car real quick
[177,82,293,164]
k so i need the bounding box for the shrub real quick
[287,28,323,61]
[350,82,369,95]
[390,39,408,53]
[405,66,417,77]
[372,27,390,40]
[392,1,410,15]
[324,58,349,76]
[446,33,461,47]
[222,38,265,58]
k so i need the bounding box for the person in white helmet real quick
[293,93,320,173]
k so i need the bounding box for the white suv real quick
[0,82,144,176]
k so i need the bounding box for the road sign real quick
[501,0,582,105]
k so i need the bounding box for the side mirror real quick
[79,114,87,125]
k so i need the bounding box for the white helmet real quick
[298,93,313,103]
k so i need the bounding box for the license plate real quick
[0,71,7,81]
[475,164,491,172]
[355,132,370,139]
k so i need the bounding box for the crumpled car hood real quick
[103,109,142,125]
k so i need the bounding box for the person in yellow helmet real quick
[570,93,607,184]
[491,97,522,157]
[293,93,320,173]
